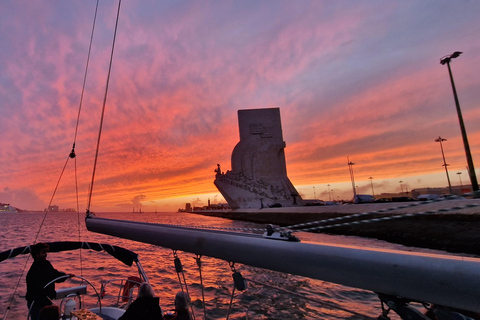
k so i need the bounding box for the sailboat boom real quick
[86,216,480,313]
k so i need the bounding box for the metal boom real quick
[86,216,480,313]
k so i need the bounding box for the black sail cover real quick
[0,241,138,266]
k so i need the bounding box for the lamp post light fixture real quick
[327,184,332,201]
[368,176,374,196]
[457,172,463,188]
[435,136,453,194]
[347,157,356,198]
[440,51,478,191]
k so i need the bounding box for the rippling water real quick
[0,211,410,319]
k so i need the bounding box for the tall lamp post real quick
[399,181,404,194]
[457,172,463,188]
[368,176,374,196]
[435,136,453,194]
[440,51,478,191]
[327,184,332,201]
[313,186,316,199]
[347,157,357,198]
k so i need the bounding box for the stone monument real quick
[214,108,301,209]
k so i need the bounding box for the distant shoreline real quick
[190,199,480,257]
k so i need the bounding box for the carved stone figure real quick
[214,108,301,209]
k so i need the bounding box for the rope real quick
[2,2,101,317]
[73,0,99,144]
[140,221,264,233]
[225,262,237,320]
[167,224,265,233]
[195,255,207,320]
[4,148,73,319]
[34,153,73,243]
[146,199,478,236]
[74,0,99,280]
[87,0,122,213]
[2,250,32,320]
[225,284,236,320]
[74,157,84,279]
[280,198,453,231]
[172,251,196,320]
[294,203,478,233]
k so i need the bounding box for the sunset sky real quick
[1,1,480,212]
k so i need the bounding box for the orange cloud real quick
[1,1,480,211]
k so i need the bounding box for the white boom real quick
[86,217,480,313]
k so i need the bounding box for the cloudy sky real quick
[1,1,479,212]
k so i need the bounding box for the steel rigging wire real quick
[2,1,101,318]
[86,0,122,215]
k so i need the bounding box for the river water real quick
[0,211,426,319]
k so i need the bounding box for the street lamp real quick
[313,186,316,199]
[327,184,332,201]
[368,176,374,196]
[457,172,463,188]
[435,136,453,194]
[347,157,356,198]
[399,181,404,194]
[440,51,478,191]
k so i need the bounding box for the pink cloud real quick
[1,1,480,210]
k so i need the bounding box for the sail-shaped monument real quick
[214,108,302,209]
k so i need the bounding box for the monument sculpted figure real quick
[214,108,301,209]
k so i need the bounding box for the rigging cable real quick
[226,262,247,320]
[1,247,32,320]
[2,3,101,318]
[289,203,478,233]
[74,156,84,279]
[4,153,74,320]
[195,255,207,320]
[225,262,237,320]
[279,197,478,233]
[32,0,101,263]
[73,0,99,145]
[86,0,122,214]
[280,198,445,231]
[225,283,236,320]
[75,0,100,280]
[33,154,73,244]
[172,251,196,320]
[3,129,74,319]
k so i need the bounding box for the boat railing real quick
[99,278,142,308]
